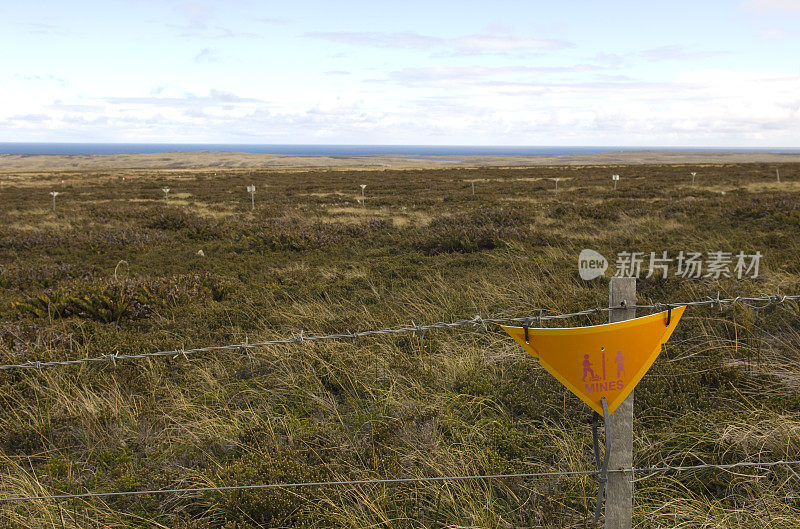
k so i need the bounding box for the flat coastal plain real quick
[1,150,799,528]
[2,149,800,171]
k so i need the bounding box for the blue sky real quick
[1,0,799,146]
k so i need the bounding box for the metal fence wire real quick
[0,292,798,505]
[0,293,796,371]
[1,460,798,503]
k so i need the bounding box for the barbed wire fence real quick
[1,460,798,504]
[0,292,798,509]
[0,293,797,372]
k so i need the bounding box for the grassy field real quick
[0,162,799,528]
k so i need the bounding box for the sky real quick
[1,0,799,146]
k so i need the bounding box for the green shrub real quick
[12,273,227,323]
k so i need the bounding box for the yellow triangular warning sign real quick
[501,306,685,415]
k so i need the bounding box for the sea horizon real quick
[1,143,799,157]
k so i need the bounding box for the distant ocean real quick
[1,143,799,156]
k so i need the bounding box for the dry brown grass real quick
[0,161,798,527]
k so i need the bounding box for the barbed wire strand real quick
[0,294,796,372]
[629,459,800,482]
[1,460,797,503]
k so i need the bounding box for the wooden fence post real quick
[606,277,636,528]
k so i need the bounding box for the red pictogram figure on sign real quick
[582,354,600,381]
[615,350,625,378]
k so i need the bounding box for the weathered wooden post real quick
[777,169,780,183]
[606,277,636,529]
[360,184,367,206]
[50,191,60,212]
[501,276,685,528]
[162,188,170,206]
[691,172,697,186]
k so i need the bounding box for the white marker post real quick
[612,174,620,191]
[691,172,697,186]
[471,181,475,195]
[247,185,256,210]
[50,191,60,212]
[777,169,780,183]
[360,184,367,206]
[162,188,170,206]
[554,177,560,192]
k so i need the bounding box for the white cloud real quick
[7,114,51,123]
[168,2,257,39]
[172,24,258,39]
[102,90,261,107]
[7,69,796,146]
[386,64,602,85]
[590,53,629,68]
[305,28,572,55]
[175,1,215,27]
[451,33,572,53]
[641,45,728,62]
[747,0,800,10]
[256,17,289,25]
[194,47,222,63]
[305,31,440,49]
[26,22,67,36]
[757,28,794,39]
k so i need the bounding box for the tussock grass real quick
[0,163,799,527]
